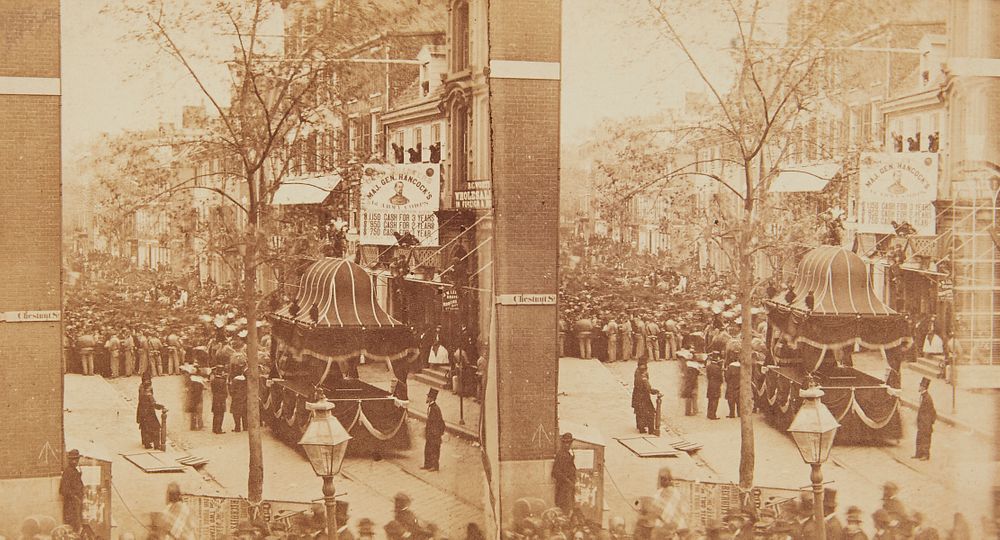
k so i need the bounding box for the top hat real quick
[427,388,438,400]
[846,506,863,522]
[67,449,81,460]
[919,376,931,388]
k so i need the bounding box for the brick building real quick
[0,0,65,531]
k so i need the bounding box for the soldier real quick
[914,377,937,460]
[105,331,122,378]
[603,317,619,363]
[705,354,724,420]
[148,330,164,377]
[230,369,248,432]
[135,329,150,377]
[59,449,85,532]
[620,317,633,361]
[421,388,444,471]
[77,328,96,376]
[646,318,661,361]
[211,367,229,434]
[166,328,185,375]
[122,329,136,377]
[725,360,741,418]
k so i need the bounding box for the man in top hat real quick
[385,492,432,540]
[705,353,724,420]
[914,377,937,460]
[843,506,869,540]
[881,481,912,536]
[421,388,445,471]
[230,368,248,432]
[632,363,661,433]
[725,359,742,418]
[59,449,85,532]
[552,432,577,515]
[680,354,700,416]
[210,366,229,434]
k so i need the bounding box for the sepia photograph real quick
[0,0,998,538]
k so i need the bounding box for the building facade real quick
[0,0,65,531]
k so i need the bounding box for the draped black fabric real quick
[767,309,911,351]
[753,366,902,442]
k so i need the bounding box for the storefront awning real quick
[769,162,840,193]
[271,174,342,206]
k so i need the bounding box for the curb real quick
[894,394,990,440]
[408,407,480,442]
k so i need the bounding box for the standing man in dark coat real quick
[230,371,248,432]
[705,354,724,420]
[681,357,700,416]
[914,377,936,460]
[725,361,741,418]
[137,379,165,448]
[421,388,444,471]
[552,432,577,515]
[631,364,660,433]
[59,449,85,532]
[211,367,229,434]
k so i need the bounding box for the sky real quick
[60,1,741,165]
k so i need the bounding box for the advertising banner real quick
[856,152,938,236]
[360,163,440,246]
[182,494,315,539]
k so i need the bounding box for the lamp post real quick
[787,384,840,540]
[299,398,352,539]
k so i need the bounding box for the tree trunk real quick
[737,226,756,490]
[244,215,264,508]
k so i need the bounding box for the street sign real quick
[496,293,556,306]
[1,310,61,322]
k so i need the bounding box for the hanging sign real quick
[360,164,440,246]
[856,152,938,236]
[496,293,557,306]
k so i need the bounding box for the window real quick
[431,123,441,146]
[861,104,872,145]
[305,133,317,173]
[414,127,423,148]
[450,99,470,189]
[452,1,470,72]
[349,118,359,152]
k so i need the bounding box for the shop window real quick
[450,99,470,189]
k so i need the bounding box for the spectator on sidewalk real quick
[166,329,185,375]
[913,377,937,461]
[211,367,229,434]
[552,432,577,515]
[881,482,912,536]
[843,506,868,540]
[231,370,248,433]
[705,354,723,420]
[680,354,700,417]
[385,493,433,540]
[59,449,84,533]
[136,379,165,449]
[725,360,741,418]
[184,369,206,431]
[632,364,660,434]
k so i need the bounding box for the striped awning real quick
[272,258,403,329]
[771,246,895,316]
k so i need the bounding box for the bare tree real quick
[106,0,432,510]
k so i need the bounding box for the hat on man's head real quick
[920,376,931,389]
[427,388,438,400]
[846,506,863,523]
[560,432,574,443]
[67,449,80,460]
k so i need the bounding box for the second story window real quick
[452,1,470,73]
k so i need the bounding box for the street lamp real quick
[299,398,352,539]
[787,384,839,540]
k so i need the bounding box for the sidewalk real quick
[851,351,996,439]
